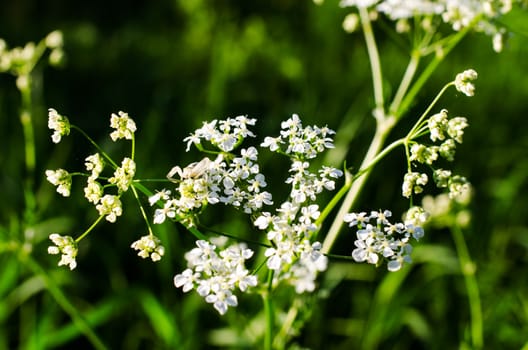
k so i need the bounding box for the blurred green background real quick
[1,0,527,349]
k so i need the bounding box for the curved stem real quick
[75,215,105,243]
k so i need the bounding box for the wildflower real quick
[428,109,448,142]
[48,233,78,270]
[96,194,122,222]
[110,111,136,141]
[45,30,63,49]
[343,13,360,33]
[447,116,469,143]
[410,143,439,164]
[433,168,452,188]
[85,153,104,179]
[439,139,456,161]
[84,178,103,204]
[402,172,428,198]
[45,169,72,197]
[454,69,478,97]
[131,235,165,262]
[48,108,70,143]
[174,239,257,315]
[404,206,429,226]
[345,209,424,271]
[109,157,136,192]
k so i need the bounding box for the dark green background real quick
[1,0,527,349]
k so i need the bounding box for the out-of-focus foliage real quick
[0,0,527,349]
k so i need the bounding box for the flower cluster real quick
[153,119,273,226]
[253,115,342,292]
[0,31,64,77]
[403,105,470,199]
[110,111,137,141]
[45,169,72,197]
[340,0,515,51]
[48,233,78,270]
[344,210,424,271]
[131,235,165,262]
[46,110,141,268]
[261,114,335,160]
[48,108,70,143]
[174,239,258,315]
[454,69,478,97]
[184,115,256,152]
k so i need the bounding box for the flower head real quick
[131,235,165,262]
[46,169,72,197]
[110,111,136,141]
[48,233,78,270]
[96,195,123,222]
[455,69,478,97]
[48,108,70,144]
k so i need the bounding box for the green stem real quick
[71,125,118,168]
[75,215,105,243]
[322,119,394,253]
[130,185,154,236]
[359,6,385,115]
[396,17,477,119]
[389,51,420,117]
[263,270,274,350]
[451,224,483,349]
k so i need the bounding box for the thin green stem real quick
[451,224,483,349]
[130,185,154,236]
[75,215,105,243]
[359,6,385,115]
[263,270,274,350]
[71,125,118,169]
[396,16,478,118]
[406,82,454,140]
[389,51,420,116]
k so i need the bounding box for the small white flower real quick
[85,153,105,179]
[131,234,165,262]
[96,195,122,222]
[48,233,78,270]
[109,157,136,192]
[48,108,70,144]
[46,169,72,197]
[110,111,137,141]
[455,69,478,97]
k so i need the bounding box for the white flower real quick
[110,111,136,141]
[108,157,136,192]
[46,169,71,197]
[85,153,104,179]
[174,239,257,315]
[340,0,379,8]
[45,30,63,49]
[402,172,428,198]
[48,233,78,270]
[84,178,103,204]
[454,69,478,97]
[131,234,165,262]
[48,108,70,144]
[96,195,122,222]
